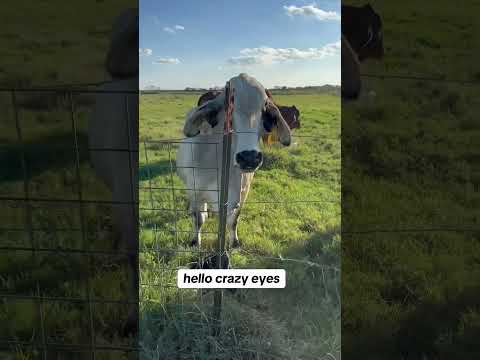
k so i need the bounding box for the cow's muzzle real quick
[236,150,263,172]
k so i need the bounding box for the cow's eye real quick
[262,110,275,133]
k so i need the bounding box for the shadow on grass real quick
[140,299,294,360]
[279,225,341,269]
[0,134,89,182]
[139,228,342,359]
[139,160,174,182]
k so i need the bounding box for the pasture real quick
[343,0,480,358]
[1,2,138,358]
[139,90,341,359]
[0,89,138,360]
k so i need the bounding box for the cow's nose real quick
[236,150,263,171]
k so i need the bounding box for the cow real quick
[197,88,300,144]
[88,8,139,335]
[342,35,362,100]
[177,73,292,253]
[197,90,223,107]
[342,4,384,61]
[341,4,384,100]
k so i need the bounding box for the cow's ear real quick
[263,101,291,146]
[364,4,374,13]
[183,94,224,137]
[265,89,273,100]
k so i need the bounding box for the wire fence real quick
[137,76,342,358]
[1,68,477,357]
[1,86,139,359]
[0,84,341,359]
[359,72,480,85]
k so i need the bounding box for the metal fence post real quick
[213,82,234,336]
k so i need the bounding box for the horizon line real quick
[141,84,341,91]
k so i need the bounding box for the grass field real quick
[0,2,139,359]
[0,0,135,87]
[0,1,341,358]
[139,91,341,359]
[0,89,139,360]
[343,0,480,358]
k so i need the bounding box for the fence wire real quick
[1,69,477,358]
[1,87,139,359]
[0,83,343,359]
[138,88,341,358]
[344,70,480,234]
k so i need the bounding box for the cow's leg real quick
[226,179,243,249]
[191,202,208,247]
[226,173,253,249]
[227,207,241,248]
[111,198,139,337]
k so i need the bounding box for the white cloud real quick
[153,58,181,64]
[226,41,340,65]
[163,26,175,34]
[163,25,185,34]
[139,48,153,56]
[284,5,340,21]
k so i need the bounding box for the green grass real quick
[139,91,341,359]
[0,0,134,87]
[343,0,480,358]
[0,2,137,359]
[0,91,135,359]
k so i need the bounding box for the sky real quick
[139,0,341,90]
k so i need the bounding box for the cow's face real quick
[183,74,292,173]
[230,74,291,172]
[282,105,300,129]
[357,4,384,61]
[343,4,384,62]
[230,91,265,172]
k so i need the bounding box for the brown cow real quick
[341,4,384,100]
[197,89,300,144]
[342,35,362,100]
[342,4,384,61]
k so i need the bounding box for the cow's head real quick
[342,4,384,61]
[279,105,301,130]
[184,73,292,172]
[105,8,139,79]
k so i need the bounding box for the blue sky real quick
[140,0,341,90]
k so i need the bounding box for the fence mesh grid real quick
[2,70,475,357]
[138,86,341,358]
[0,83,344,359]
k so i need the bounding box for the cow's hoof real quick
[122,309,139,338]
[199,253,230,269]
[190,239,199,247]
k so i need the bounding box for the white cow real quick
[176,73,292,250]
[88,8,138,335]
